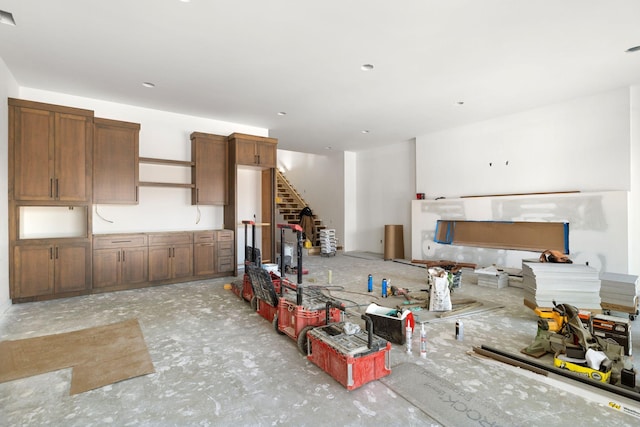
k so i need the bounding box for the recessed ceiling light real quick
[361,130,369,134]
[626,45,640,53]
[277,111,287,116]
[0,10,16,26]
[142,82,155,88]
[360,64,374,71]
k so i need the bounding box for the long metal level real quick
[473,345,640,403]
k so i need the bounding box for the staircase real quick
[275,169,326,254]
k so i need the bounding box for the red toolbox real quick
[306,317,391,390]
[276,284,342,353]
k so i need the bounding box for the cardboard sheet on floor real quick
[380,363,524,427]
[0,318,155,395]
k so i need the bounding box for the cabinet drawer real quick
[194,231,215,242]
[217,256,234,273]
[94,234,148,249]
[216,230,234,241]
[217,241,233,256]
[148,232,193,246]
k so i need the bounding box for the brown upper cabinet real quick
[190,132,228,205]
[229,133,277,168]
[9,99,93,202]
[93,118,140,204]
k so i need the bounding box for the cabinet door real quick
[172,244,193,279]
[194,242,215,276]
[55,113,91,201]
[55,243,91,293]
[256,142,276,168]
[236,140,258,165]
[13,245,55,298]
[13,107,55,201]
[192,134,227,205]
[122,246,148,284]
[93,248,122,288]
[148,246,172,282]
[94,118,140,204]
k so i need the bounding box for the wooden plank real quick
[139,157,194,167]
[138,182,194,188]
[435,220,568,253]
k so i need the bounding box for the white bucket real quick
[262,263,280,276]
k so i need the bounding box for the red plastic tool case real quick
[307,322,391,390]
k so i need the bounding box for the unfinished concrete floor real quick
[1,252,639,426]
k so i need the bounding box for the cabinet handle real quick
[55,247,59,259]
[135,186,139,202]
[169,248,172,258]
[122,251,126,262]
[257,154,261,164]
[117,251,120,262]
[55,178,59,199]
[196,188,199,203]
[49,178,53,198]
[172,247,175,257]
[49,247,53,260]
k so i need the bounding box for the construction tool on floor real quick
[273,224,343,353]
[232,220,261,303]
[306,304,392,390]
[246,264,282,320]
[522,301,634,387]
[390,285,410,297]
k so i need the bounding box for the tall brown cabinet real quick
[9,98,93,301]
[224,133,278,274]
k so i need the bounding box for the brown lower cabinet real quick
[93,234,148,290]
[194,231,216,276]
[13,241,91,299]
[11,230,234,302]
[216,230,235,273]
[148,232,194,282]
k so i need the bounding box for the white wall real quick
[413,87,639,275]
[0,58,19,312]
[416,88,631,198]
[630,85,640,276]
[411,192,628,273]
[344,151,357,252]
[277,150,345,247]
[354,140,415,257]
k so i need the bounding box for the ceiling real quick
[1,1,640,154]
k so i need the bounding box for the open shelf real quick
[139,182,195,188]
[139,157,194,167]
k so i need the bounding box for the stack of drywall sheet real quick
[599,272,639,311]
[522,261,601,309]
[319,229,337,255]
[474,266,508,289]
